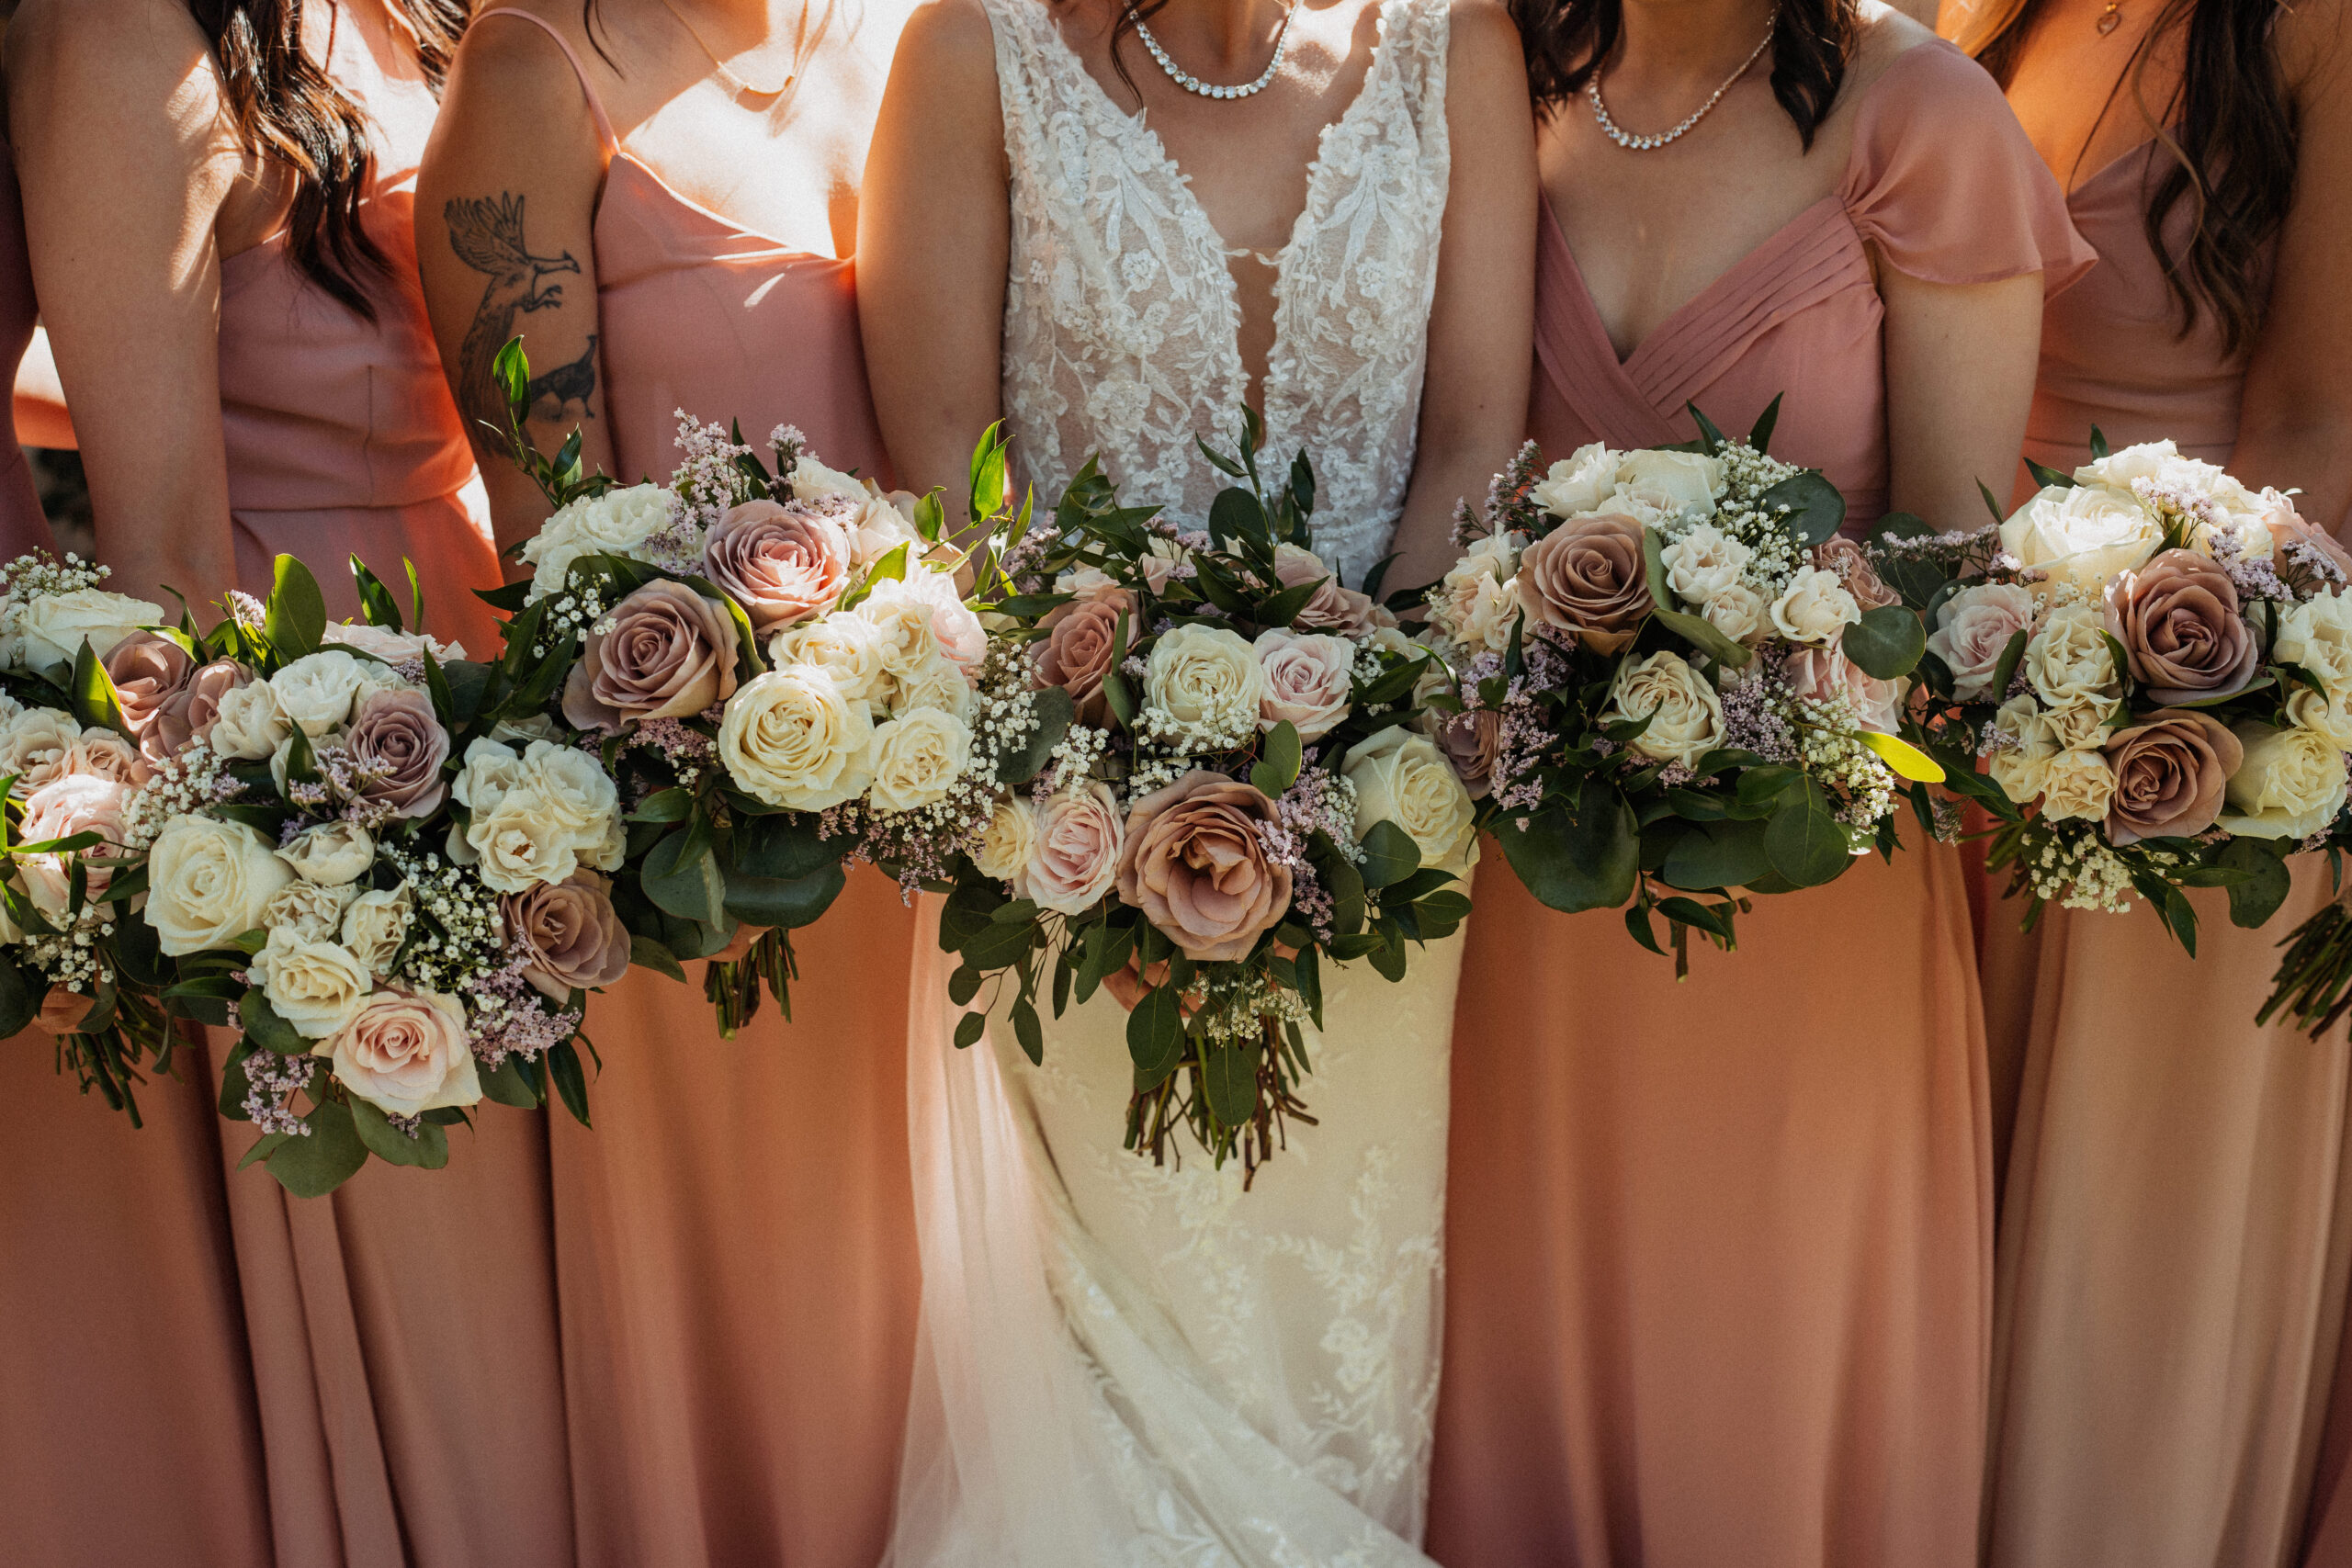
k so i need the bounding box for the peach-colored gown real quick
[476,15,921,1567]
[1983,136,2352,1568]
[1425,43,2089,1568]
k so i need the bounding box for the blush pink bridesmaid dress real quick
[1982,133,2352,1568]
[1424,42,2090,1568]
[474,16,921,1568]
[0,135,279,1568]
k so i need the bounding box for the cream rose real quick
[251,929,371,1039]
[787,455,871,503]
[1987,695,2057,804]
[461,787,585,892]
[1611,448,1725,525]
[1702,582,1770,644]
[2041,700,2112,752]
[1529,443,1619,518]
[0,707,85,794]
[8,588,164,673]
[261,877,358,943]
[1661,524,1752,609]
[278,821,375,886]
[1768,566,1861,646]
[2275,593,2352,743]
[269,650,371,736]
[1018,784,1125,915]
[1928,583,2037,702]
[1430,533,1521,651]
[146,816,295,954]
[1253,628,1355,741]
[1602,651,1727,769]
[865,708,972,813]
[974,796,1040,882]
[2040,749,2118,823]
[769,612,890,708]
[521,482,673,600]
[719,666,879,811]
[207,679,290,761]
[2222,722,2351,839]
[342,884,414,976]
[322,621,466,664]
[892,655,976,722]
[1145,623,1268,729]
[317,986,481,1117]
[1999,483,2164,591]
[861,573,986,676]
[2025,604,2122,709]
[521,741,624,857]
[1343,726,1478,873]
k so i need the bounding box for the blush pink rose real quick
[2105,548,2259,704]
[1115,771,1294,962]
[1253,628,1354,741]
[345,687,452,818]
[1272,543,1378,634]
[1433,708,1502,800]
[101,630,195,761]
[2100,707,2243,845]
[1033,587,1133,726]
[1018,784,1125,917]
[1928,583,2036,702]
[498,871,631,1000]
[1516,513,1652,653]
[1781,644,1903,734]
[562,579,741,730]
[896,571,988,672]
[17,773,130,917]
[2266,502,2352,589]
[700,497,855,634]
[1811,536,1901,610]
[165,660,254,755]
[318,986,481,1117]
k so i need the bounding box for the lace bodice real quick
[983,0,1452,587]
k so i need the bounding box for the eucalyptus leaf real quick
[723,863,847,931]
[1126,986,1185,1089]
[1759,470,1846,547]
[641,827,729,927]
[1841,604,1927,680]
[266,1100,368,1198]
[999,684,1076,785]
[1201,1043,1258,1127]
[1357,820,1421,889]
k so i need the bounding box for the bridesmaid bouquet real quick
[2,546,613,1194]
[1424,406,1941,969]
[1890,437,2347,965]
[936,414,1476,1174]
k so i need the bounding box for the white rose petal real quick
[865,708,973,813]
[719,666,878,811]
[1342,726,1479,874]
[277,821,375,886]
[1999,483,2164,591]
[251,929,372,1039]
[1145,623,1269,728]
[2222,722,2351,840]
[8,588,164,673]
[1601,650,1726,769]
[521,483,675,600]
[146,816,296,954]
[1768,566,1861,646]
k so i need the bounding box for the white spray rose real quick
[342,884,414,976]
[973,796,1040,882]
[0,708,90,795]
[1602,650,1726,769]
[787,456,871,503]
[2222,722,2351,839]
[718,666,878,811]
[269,650,371,736]
[250,928,372,1039]
[891,655,977,723]
[2025,604,2122,708]
[1145,623,1269,729]
[146,816,296,954]
[261,877,357,942]
[2040,749,2118,823]
[1987,695,2057,805]
[1529,443,1618,518]
[2274,592,2352,723]
[1661,525,1752,608]
[1768,566,1861,646]
[865,708,973,813]
[769,612,890,708]
[521,483,673,600]
[1702,582,1770,644]
[1611,448,1726,526]
[1342,726,1479,874]
[207,679,290,761]
[277,821,375,886]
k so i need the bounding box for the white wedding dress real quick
[888,0,1465,1562]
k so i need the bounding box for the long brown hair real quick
[1515,0,1859,150]
[1958,0,2295,355]
[187,0,469,319]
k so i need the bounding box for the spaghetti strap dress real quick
[1983,134,2352,1568]
[1425,42,2090,1568]
[473,16,921,1568]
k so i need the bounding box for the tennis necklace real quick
[1586,10,1778,152]
[1132,3,1298,100]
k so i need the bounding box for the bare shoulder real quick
[446,1,606,112]
[6,0,220,120]
[1444,0,1528,77]
[2278,0,2352,97]
[892,0,1001,72]
[1840,1,1949,100]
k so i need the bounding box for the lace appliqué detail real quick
[986,0,1451,587]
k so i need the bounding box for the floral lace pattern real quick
[985,0,1452,588]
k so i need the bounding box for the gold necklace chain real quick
[658,0,811,99]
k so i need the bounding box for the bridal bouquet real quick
[937,415,1476,1173]
[1890,438,2348,970]
[0,541,614,1194]
[1424,406,1941,968]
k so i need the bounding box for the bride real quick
[857,0,1532,1555]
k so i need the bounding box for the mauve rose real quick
[700,498,854,634]
[1516,513,1652,653]
[1811,536,1900,610]
[2099,707,2243,846]
[1115,770,1294,962]
[1434,707,1501,799]
[345,687,452,818]
[1781,645,1904,734]
[1272,543,1377,634]
[499,871,631,1000]
[102,630,195,761]
[1033,587,1133,725]
[1253,628,1354,741]
[562,579,740,730]
[1928,584,2036,702]
[2105,548,2260,704]
[163,660,254,755]
[1019,783,1125,916]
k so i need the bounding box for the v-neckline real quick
[1028,0,1396,395]
[604,150,840,262]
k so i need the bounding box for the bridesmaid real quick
[8,3,575,1564]
[417,4,923,1562]
[1935,0,2352,1562]
[1424,2,2088,1564]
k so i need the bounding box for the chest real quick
[2000,1,2181,191]
[1541,85,1853,360]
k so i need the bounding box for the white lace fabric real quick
[990,0,1452,587]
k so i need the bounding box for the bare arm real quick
[415,9,612,563]
[6,0,241,607]
[2233,0,2352,533]
[15,328,74,450]
[1389,0,1537,594]
[857,0,1010,525]
[1880,266,2044,530]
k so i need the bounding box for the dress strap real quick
[473,8,620,156]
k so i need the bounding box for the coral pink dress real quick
[1426,42,2089,1568]
[475,15,920,1568]
[1982,135,2352,1568]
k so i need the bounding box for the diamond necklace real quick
[1585,10,1778,152]
[1132,3,1298,101]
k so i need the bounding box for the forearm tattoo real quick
[444,192,594,451]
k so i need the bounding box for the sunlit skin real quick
[416,0,921,561]
[856,0,1540,594]
[1951,0,2352,529]
[6,0,424,608]
[1547,0,2045,530]
[14,329,74,451]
